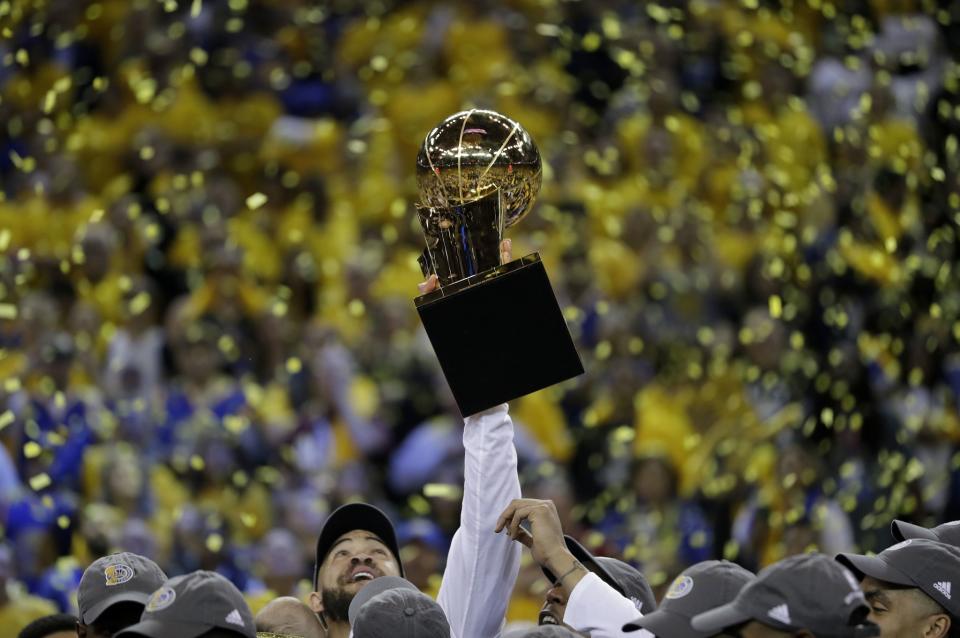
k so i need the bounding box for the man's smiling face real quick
[320,530,400,592]
[309,529,401,623]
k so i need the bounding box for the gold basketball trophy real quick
[414,110,583,415]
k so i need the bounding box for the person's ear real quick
[923,613,950,638]
[76,621,87,637]
[309,590,324,614]
[795,630,815,638]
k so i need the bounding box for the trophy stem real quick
[417,189,504,287]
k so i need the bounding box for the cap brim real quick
[541,536,618,594]
[624,610,701,638]
[82,591,150,624]
[115,617,209,638]
[890,520,939,543]
[835,553,914,587]
[690,601,754,634]
[314,503,404,585]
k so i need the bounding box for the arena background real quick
[1,0,959,629]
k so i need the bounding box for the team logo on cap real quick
[225,609,245,626]
[666,575,694,599]
[146,586,176,612]
[934,582,952,600]
[104,564,134,587]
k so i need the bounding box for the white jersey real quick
[565,572,655,638]
[438,403,522,638]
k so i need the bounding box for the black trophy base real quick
[415,253,584,416]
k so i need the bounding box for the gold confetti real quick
[245,192,267,209]
[128,291,151,316]
[423,483,462,499]
[29,473,51,491]
[205,533,223,552]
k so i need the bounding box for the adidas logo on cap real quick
[767,604,792,625]
[934,582,952,600]
[225,609,244,626]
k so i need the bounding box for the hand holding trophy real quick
[413,110,583,416]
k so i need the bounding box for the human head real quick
[254,597,324,638]
[115,570,255,638]
[16,614,76,638]
[77,552,167,638]
[395,519,448,591]
[256,529,305,595]
[837,539,960,638]
[891,520,960,548]
[309,504,403,628]
[691,553,877,638]
[539,536,655,629]
[623,560,755,637]
[347,576,449,638]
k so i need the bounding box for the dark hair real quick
[17,613,76,638]
[90,601,145,635]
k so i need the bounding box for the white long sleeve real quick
[437,403,522,638]
[564,572,654,638]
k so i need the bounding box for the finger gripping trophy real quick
[414,110,583,416]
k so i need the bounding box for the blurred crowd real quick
[1,0,960,630]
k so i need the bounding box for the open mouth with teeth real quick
[538,610,560,626]
[347,567,378,584]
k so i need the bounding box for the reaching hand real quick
[417,238,513,294]
[495,498,586,593]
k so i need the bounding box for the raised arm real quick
[437,403,522,638]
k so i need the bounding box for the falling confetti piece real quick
[205,533,223,552]
[246,192,267,209]
[191,0,202,17]
[29,474,51,491]
[423,483,462,499]
[128,291,151,316]
[0,304,16,319]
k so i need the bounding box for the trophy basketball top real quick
[415,109,542,229]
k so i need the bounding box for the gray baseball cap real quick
[891,519,960,548]
[691,553,877,638]
[837,538,960,618]
[78,552,167,625]
[623,560,755,637]
[347,576,419,626]
[541,535,657,614]
[115,570,256,638]
[503,626,582,637]
[348,576,449,638]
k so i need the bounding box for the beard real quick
[321,586,355,623]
